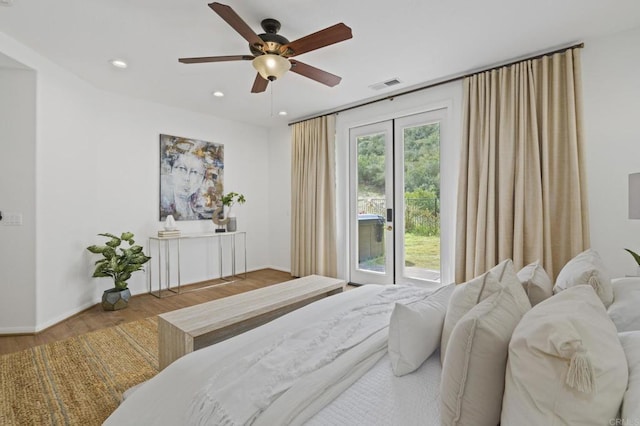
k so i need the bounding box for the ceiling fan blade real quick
[179,55,254,64]
[289,60,342,87]
[209,2,265,48]
[251,73,269,93]
[283,23,352,57]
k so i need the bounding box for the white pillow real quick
[554,248,613,307]
[440,275,530,426]
[501,285,628,426]
[441,259,519,361]
[608,278,640,332]
[388,284,454,376]
[517,260,553,306]
[619,331,640,423]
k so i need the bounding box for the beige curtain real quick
[291,115,337,277]
[456,48,589,282]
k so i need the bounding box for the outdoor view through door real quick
[350,110,443,286]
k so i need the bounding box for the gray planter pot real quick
[102,288,131,311]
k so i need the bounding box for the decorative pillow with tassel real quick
[501,285,628,426]
[553,248,614,307]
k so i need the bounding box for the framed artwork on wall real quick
[159,134,224,221]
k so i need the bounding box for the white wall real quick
[0,32,273,332]
[267,125,292,272]
[0,65,36,332]
[582,26,640,278]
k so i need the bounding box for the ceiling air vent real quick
[369,78,402,91]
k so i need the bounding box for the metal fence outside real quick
[357,197,440,236]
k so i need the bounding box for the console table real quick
[148,231,246,298]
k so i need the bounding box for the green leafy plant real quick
[86,232,151,290]
[625,248,640,266]
[221,192,246,207]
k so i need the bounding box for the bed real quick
[105,284,446,425]
[104,250,640,426]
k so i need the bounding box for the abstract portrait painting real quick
[159,134,224,221]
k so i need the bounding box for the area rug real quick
[0,317,158,425]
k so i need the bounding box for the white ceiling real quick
[1,0,640,128]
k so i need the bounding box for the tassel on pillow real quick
[587,274,603,300]
[565,344,596,394]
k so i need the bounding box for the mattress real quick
[104,284,442,425]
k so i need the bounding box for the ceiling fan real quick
[179,2,353,93]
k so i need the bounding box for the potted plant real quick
[86,232,151,310]
[222,191,246,214]
[213,192,246,232]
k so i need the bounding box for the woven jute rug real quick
[0,317,159,425]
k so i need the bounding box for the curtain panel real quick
[291,115,338,277]
[456,48,589,282]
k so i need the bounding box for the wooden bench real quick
[158,275,346,370]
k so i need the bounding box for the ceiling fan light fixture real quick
[252,54,291,81]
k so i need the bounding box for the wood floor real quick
[0,268,294,356]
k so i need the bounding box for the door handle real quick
[386,225,393,231]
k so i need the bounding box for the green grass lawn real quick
[358,233,440,271]
[404,233,440,270]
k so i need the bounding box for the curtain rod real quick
[288,42,584,126]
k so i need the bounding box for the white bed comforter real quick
[188,285,430,425]
[104,284,438,426]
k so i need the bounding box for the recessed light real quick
[212,91,225,97]
[109,59,128,69]
[278,111,288,116]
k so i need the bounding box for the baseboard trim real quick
[262,265,292,274]
[34,299,99,333]
[0,326,39,335]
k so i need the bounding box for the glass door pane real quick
[356,132,387,273]
[349,121,394,285]
[394,111,443,286]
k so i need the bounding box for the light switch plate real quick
[2,212,23,226]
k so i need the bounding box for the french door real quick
[349,110,445,286]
